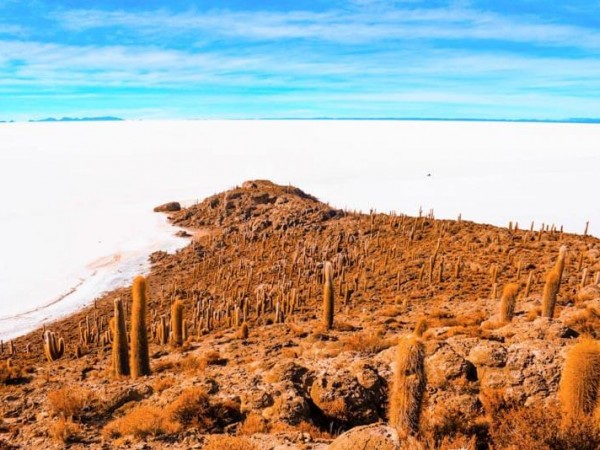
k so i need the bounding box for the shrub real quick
[166,388,212,429]
[203,436,258,450]
[340,330,393,355]
[166,388,241,432]
[102,405,179,439]
[488,402,600,450]
[238,412,269,435]
[49,418,81,444]
[47,387,94,420]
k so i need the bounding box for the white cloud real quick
[50,6,600,50]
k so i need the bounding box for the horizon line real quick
[2,117,600,124]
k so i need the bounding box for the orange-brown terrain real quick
[2,179,600,449]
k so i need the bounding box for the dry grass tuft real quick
[166,388,212,428]
[49,418,81,443]
[269,420,332,439]
[166,388,242,432]
[238,412,269,435]
[0,361,27,385]
[488,402,600,450]
[203,436,258,450]
[339,329,393,355]
[102,405,179,439]
[47,387,95,420]
[152,376,176,393]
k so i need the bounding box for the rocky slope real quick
[2,180,600,449]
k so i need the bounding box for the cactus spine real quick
[130,275,151,378]
[389,335,426,438]
[323,261,334,330]
[171,299,184,347]
[43,331,65,362]
[112,298,130,377]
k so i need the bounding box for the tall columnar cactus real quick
[389,335,426,438]
[43,331,65,362]
[130,275,151,378]
[157,315,169,345]
[559,338,600,424]
[112,298,130,377]
[323,261,334,330]
[171,299,184,347]
[542,269,561,318]
[499,283,520,322]
[555,245,567,284]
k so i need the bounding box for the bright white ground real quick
[0,120,598,339]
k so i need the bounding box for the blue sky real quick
[1,0,599,120]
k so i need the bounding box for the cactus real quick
[240,322,249,339]
[413,318,428,337]
[555,245,567,284]
[43,331,65,362]
[171,299,184,347]
[559,338,600,424]
[130,275,151,378]
[112,298,130,377]
[157,316,169,345]
[323,261,334,330]
[499,283,520,322]
[524,271,534,298]
[541,269,560,318]
[389,335,426,438]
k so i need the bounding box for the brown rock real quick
[328,424,403,450]
[468,342,508,368]
[154,201,181,212]
[309,370,384,426]
[426,342,477,387]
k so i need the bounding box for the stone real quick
[468,342,508,368]
[309,370,384,426]
[153,201,181,212]
[328,424,402,450]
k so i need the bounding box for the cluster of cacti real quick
[43,331,65,362]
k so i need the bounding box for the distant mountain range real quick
[0,117,599,124]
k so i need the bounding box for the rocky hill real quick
[2,180,600,449]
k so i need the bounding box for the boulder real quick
[153,201,181,212]
[328,424,403,450]
[309,369,384,426]
[426,342,477,387]
[468,342,508,368]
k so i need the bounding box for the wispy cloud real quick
[51,6,600,51]
[1,1,599,120]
